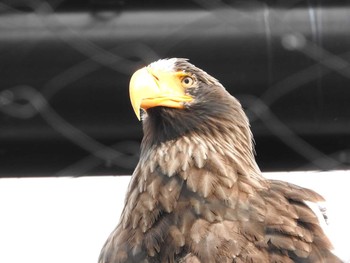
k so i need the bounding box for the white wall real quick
[0,171,348,263]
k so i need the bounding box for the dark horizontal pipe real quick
[0,4,350,176]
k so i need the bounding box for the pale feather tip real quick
[149,58,179,72]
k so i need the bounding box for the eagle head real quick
[129,58,251,147]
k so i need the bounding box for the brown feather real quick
[269,253,295,263]
[99,58,341,263]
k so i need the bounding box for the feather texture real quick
[99,58,342,263]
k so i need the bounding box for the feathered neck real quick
[138,96,261,180]
[115,95,266,260]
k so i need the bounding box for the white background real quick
[0,171,349,263]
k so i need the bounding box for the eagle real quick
[99,58,341,263]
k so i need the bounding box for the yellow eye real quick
[181,76,194,87]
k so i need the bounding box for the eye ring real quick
[181,76,194,87]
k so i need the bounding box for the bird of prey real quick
[99,58,341,263]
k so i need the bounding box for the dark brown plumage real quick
[99,58,342,263]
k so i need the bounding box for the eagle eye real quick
[181,76,195,87]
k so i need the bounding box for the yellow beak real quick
[129,67,193,120]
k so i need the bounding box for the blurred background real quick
[1,0,349,177]
[0,1,350,263]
